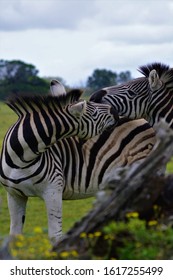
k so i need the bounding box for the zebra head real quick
[50,79,119,139]
[90,63,173,128]
[67,100,119,139]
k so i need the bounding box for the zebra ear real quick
[68,100,86,117]
[149,69,162,91]
[50,80,66,96]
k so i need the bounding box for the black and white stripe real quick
[90,62,173,128]
[0,82,156,245]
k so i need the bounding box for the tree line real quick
[0,59,132,100]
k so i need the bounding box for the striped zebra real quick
[0,82,156,245]
[0,91,118,244]
[90,62,173,128]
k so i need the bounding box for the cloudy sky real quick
[0,0,173,86]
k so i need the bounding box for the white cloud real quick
[0,0,173,85]
[0,0,96,31]
[81,0,173,28]
[2,0,172,32]
[100,25,173,45]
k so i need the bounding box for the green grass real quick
[0,187,94,237]
[0,102,18,150]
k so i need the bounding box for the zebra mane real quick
[138,62,173,86]
[6,89,82,116]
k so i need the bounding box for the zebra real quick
[90,62,173,129]
[0,90,118,244]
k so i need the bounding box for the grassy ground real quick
[0,101,173,240]
[0,187,94,237]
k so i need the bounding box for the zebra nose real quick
[110,107,119,121]
[90,89,107,102]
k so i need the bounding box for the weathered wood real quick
[53,122,173,254]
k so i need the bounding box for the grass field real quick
[0,101,173,240]
[0,187,94,237]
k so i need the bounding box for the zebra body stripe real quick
[1,118,155,199]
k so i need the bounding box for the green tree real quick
[86,68,132,94]
[117,70,132,84]
[86,69,117,92]
[0,60,49,99]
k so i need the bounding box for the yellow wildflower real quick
[70,250,78,257]
[60,251,69,258]
[148,220,158,226]
[88,233,94,238]
[44,250,57,259]
[126,212,139,218]
[80,232,87,238]
[104,234,114,240]
[33,227,43,234]
[94,231,102,237]
[15,241,23,248]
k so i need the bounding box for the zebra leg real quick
[43,186,63,245]
[7,192,28,235]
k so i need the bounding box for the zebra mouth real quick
[110,107,119,122]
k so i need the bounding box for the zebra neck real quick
[4,111,77,165]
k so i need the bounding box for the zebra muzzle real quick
[110,107,119,122]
